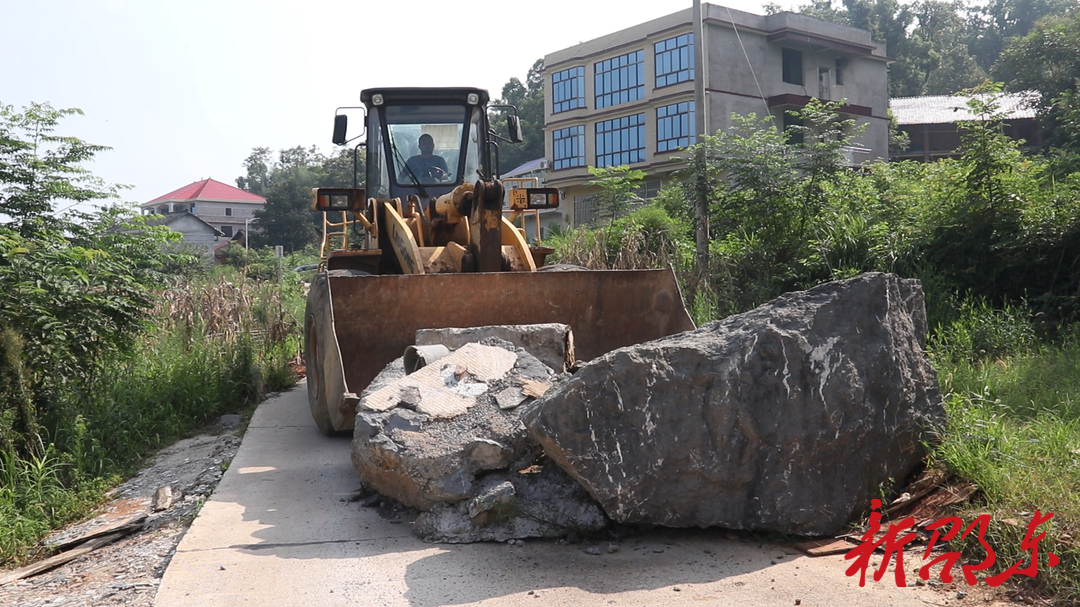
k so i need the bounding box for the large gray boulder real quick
[523,273,944,536]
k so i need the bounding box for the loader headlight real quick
[467,93,479,105]
[312,187,366,212]
[372,94,384,106]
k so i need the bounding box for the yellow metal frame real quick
[502,177,545,246]
[319,211,355,260]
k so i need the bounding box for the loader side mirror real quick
[509,188,559,210]
[312,187,366,212]
[332,115,348,145]
[507,115,523,144]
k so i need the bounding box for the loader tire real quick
[304,274,336,436]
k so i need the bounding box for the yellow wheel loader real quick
[305,87,694,435]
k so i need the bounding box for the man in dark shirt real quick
[401,134,449,182]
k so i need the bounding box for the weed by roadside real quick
[931,324,1080,601]
[0,275,301,567]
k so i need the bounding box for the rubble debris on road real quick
[351,337,569,512]
[415,323,575,373]
[413,463,607,543]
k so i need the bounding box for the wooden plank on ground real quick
[45,513,147,552]
[0,532,126,585]
[793,538,858,556]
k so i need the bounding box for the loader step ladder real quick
[319,211,354,259]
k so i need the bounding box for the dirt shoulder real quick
[0,415,246,607]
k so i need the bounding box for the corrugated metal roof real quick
[504,157,548,178]
[890,92,1039,125]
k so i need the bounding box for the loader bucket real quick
[304,267,695,434]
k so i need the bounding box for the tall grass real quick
[931,303,1080,600]
[0,443,113,564]
[0,273,303,566]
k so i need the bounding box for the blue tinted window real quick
[656,101,696,152]
[594,50,644,109]
[595,113,645,167]
[655,33,694,88]
[552,125,585,170]
[552,67,585,114]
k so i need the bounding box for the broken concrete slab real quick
[524,272,945,536]
[412,463,607,543]
[360,342,518,418]
[353,342,563,511]
[416,324,575,373]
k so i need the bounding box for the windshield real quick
[385,104,468,187]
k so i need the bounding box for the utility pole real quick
[693,0,710,270]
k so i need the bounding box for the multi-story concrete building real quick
[142,178,266,240]
[543,4,890,226]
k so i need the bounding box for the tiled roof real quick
[144,178,266,205]
[890,92,1039,125]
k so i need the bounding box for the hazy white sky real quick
[3,0,780,208]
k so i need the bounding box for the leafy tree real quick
[924,84,1027,296]
[788,99,867,234]
[795,0,928,96]
[0,103,184,459]
[993,12,1080,163]
[966,0,1076,72]
[237,145,359,252]
[911,0,987,95]
[236,147,273,197]
[683,100,861,249]
[0,103,120,238]
[793,0,1072,97]
[586,165,646,227]
[491,59,545,175]
[0,230,158,385]
[792,0,850,22]
[841,0,925,97]
[694,113,796,242]
[887,108,911,154]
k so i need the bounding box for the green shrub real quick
[0,275,300,566]
[933,297,1039,363]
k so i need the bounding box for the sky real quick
[3,0,783,209]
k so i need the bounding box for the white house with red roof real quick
[141,178,267,240]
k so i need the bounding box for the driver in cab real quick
[401,134,449,182]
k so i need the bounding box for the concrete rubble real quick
[351,336,574,515]
[415,323,575,373]
[413,464,607,543]
[350,273,945,541]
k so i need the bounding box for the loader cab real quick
[360,88,492,205]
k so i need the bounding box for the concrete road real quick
[155,385,947,607]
